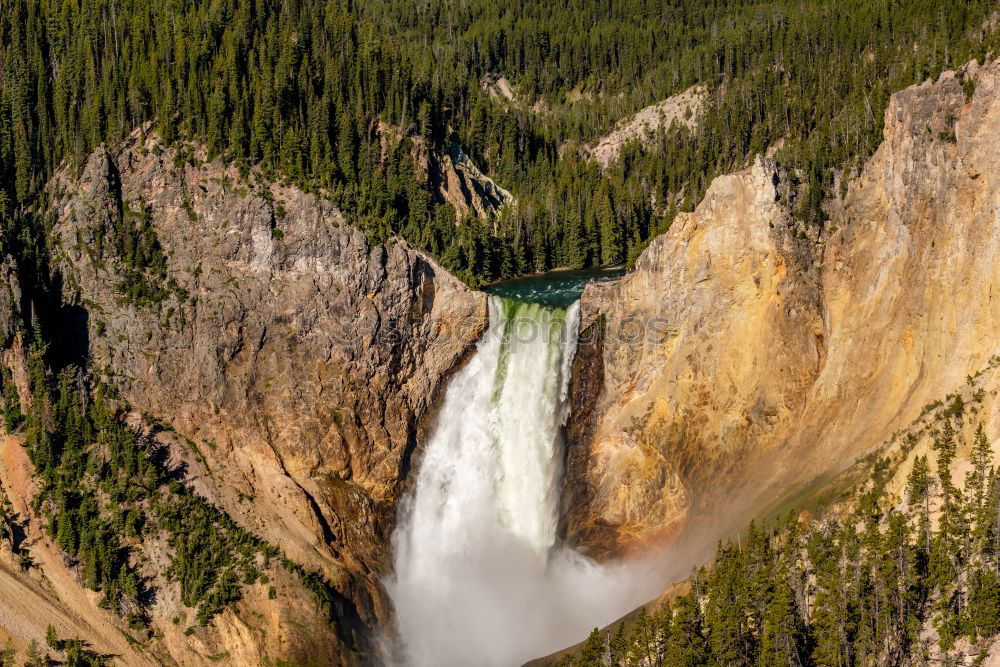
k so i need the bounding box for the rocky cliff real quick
[584,84,707,168]
[41,131,487,660]
[565,59,1000,556]
[379,123,514,220]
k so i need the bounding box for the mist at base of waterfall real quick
[385,296,655,667]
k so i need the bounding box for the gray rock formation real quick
[48,131,488,648]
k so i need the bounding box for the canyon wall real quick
[565,59,1000,556]
[40,132,487,660]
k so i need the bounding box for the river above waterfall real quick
[486,266,625,308]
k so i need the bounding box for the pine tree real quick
[0,641,14,667]
[705,541,754,665]
[932,421,965,577]
[666,592,708,667]
[968,568,1000,640]
[595,186,622,266]
[631,607,658,667]
[577,628,605,667]
[984,471,1000,570]
[878,511,921,662]
[907,454,933,554]
[970,423,993,514]
[609,622,628,666]
[23,640,43,667]
[809,522,857,666]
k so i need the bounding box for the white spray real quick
[387,296,653,666]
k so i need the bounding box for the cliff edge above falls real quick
[565,59,1000,558]
[45,132,487,658]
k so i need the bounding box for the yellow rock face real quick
[565,59,1000,559]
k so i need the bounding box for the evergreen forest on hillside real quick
[566,388,1000,667]
[2,0,999,284]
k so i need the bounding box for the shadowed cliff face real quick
[565,59,1000,558]
[47,132,488,649]
[378,122,515,220]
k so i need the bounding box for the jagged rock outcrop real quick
[47,132,488,656]
[436,142,515,219]
[379,123,514,220]
[565,59,1000,556]
[0,256,29,417]
[584,84,707,168]
[480,73,516,103]
[0,257,21,348]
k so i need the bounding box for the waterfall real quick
[387,295,650,667]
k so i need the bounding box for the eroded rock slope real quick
[584,84,707,168]
[565,60,1000,556]
[48,132,487,639]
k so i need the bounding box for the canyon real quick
[0,55,999,665]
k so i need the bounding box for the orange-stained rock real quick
[565,59,1000,558]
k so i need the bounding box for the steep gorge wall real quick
[42,132,487,657]
[565,59,1000,557]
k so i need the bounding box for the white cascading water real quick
[387,295,652,666]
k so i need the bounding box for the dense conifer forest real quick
[2,1,999,283]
